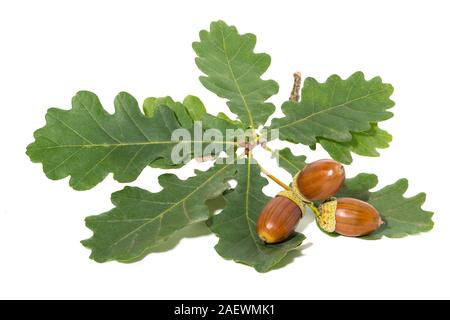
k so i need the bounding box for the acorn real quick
[256,191,304,244]
[318,197,384,237]
[295,159,345,201]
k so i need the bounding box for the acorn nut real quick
[295,159,345,201]
[256,195,303,244]
[318,197,384,237]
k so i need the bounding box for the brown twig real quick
[289,71,302,102]
[257,163,290,191]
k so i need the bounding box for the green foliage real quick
[27,91,192,190]
[143,96,193,128]
[193,20,279,128]
[82,161,238,262]
[336,173,379,201]
[143,97,190,169]
[270,72,394,163]
[182,95,207,121]
[143,95,242,169]
[27,20,434,272]
[27,92,240,188]
[209,157,305,272]
[319,124,392,164]
[276,148,307,176]
[337,174,434,239]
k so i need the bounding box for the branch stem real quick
[257,163,290,191]
[289,72,302,102]
[307,203,322,218]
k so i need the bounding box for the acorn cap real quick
[277,189,306,214]
[317,198,337,233]
[291,172,312,204]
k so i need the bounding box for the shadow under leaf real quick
[271,242,313,271]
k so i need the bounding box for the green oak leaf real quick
[364,179,434,239]
[143,95,243,131]
[143,96,193,128]
[182,95,245,131]
[147,157,186,170]
[27,91,236,190]
[82,161,238,262]
[216,112,243,127]
[209,157,305,272]
[143,96,198,169]
[270,72,394,148]
[336,173,379,201]
[193,20,279,128]
[182,95,207,121]
[145,95,244,169]
[144,95,239,169]
[276,148,307,176]
[336,174,434,239]
[319,124,392,164]
[202,113,244,133]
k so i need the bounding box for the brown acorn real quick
[256,194,303,244]
[295,159,345,201]
[318,197,383,237]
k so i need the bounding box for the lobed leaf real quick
[336,173,378,202]
[209,157,305,272]
[319,124,392,164]
[270,72,394,161]
[143,95,243,169]
[276,148,307,176]
[193,20,279,128]
[142,96,191,170]
[182,95,207,122]
[143,96,193,128]
[82,161,238,262]
[27,91,236,190]
[27,91,180,190]
[336,174,434,239]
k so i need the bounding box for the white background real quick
[1,0,449,299]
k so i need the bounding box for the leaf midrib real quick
[107,163,234,250]
[220,25,255,129]
[274,88,390,130]
[43,97,239,151]
[380,215,432,227]
[244,157,264,255]
[34,140,237,150]
[279,152,304,173]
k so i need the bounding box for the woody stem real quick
[289,71,302,102]
[260,71,302,155]
[257,164,290,191]
[307,203,322,218]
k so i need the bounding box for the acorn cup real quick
[257,158,382,242]
[318,197,384,237]
[257,159,346,244]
